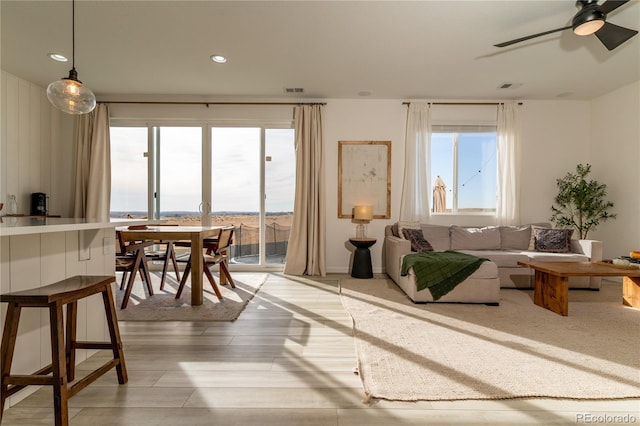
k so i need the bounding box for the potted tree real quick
[550,163,616,239]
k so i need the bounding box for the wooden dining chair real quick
[115,230,154,309]
[144,240,181,290]
[175,227,236,300]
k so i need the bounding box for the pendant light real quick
[46,0,96,115]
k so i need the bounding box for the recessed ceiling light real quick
[48,53,68,62]
[210,54,227,63]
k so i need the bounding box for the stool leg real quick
[101,285,128,384]
[49,302,69,426]
[0,303,21,419]
[65,302,78,382]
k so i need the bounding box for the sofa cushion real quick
[500,225,531,250]
[458,249,530,268]
[402,228,434,252]
[451,226,500,250]
[420,224,451,251]
[533,228,573,253]
[525,251,589,262]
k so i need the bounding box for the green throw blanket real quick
[400,251,488,300]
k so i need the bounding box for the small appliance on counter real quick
[30,192,48,216]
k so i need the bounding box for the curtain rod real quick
[402,101,523,106]
[98,100,326,106]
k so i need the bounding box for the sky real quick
[110,126,295,214]
[430,132,497,211]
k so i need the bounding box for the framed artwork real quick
[338,140,391,219]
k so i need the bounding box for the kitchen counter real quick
[0,217,148,236]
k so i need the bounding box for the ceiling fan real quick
[494,0,638,51]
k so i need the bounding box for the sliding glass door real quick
[110,127,148,219]
[154,126,202,224]
[110,123,294,269]
[210,127,295,266]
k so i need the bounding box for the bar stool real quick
[0,275,128,426]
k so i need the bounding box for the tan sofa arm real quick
[385,235,411,283]
[571,239,603,261]
[571,239,604,289]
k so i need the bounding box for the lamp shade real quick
[47,71,96,115]
[354,205,373,221]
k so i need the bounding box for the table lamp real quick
[354,205,373,238]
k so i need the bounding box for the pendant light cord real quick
[71,0,75,70]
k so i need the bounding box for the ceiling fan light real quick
[47,68,96,114]
[573,9,605,36]
[574,19,605,35]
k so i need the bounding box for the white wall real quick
[324,100,406,273]
[589,81,640,259]
[0,71,75,218]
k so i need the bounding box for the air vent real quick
[284,87,304,93]
[497,82,523,90]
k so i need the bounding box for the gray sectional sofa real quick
[384,223,603,303]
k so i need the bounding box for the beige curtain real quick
[73,104,111,221]
[496,102,521,225]
[284,105,326,276]
[399,103,432,222]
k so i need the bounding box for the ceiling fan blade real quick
[599,0,631,15]
[494,25,572,47]
[595,21,639,50]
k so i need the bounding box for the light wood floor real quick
[2,273,638,425]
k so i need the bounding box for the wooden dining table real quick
[118,225,224,305]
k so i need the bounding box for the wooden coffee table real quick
[518,261,640,316]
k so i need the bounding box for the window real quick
[154,126,202,224]
[110,127,148,219]
[110,123,295,268]
[430,126,497,214]
[210,127,295,265]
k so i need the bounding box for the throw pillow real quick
[527,222,551,251]
[401,228,434,252]
[528,225,549,250]
[398,221,421,240]
[534,228,574,253]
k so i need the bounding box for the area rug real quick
[340,278,640,401]
[114,272,267,321]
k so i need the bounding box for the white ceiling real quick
[2,0,639,101]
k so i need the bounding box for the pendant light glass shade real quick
[47,0,96,115]
[47,68,96,114]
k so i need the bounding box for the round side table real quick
[349,238,376,279]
